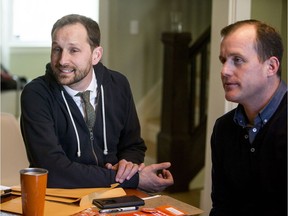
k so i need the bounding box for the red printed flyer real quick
[116,205,188,216]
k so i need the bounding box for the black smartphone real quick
[92,195,145,209]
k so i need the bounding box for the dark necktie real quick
[77,91,96,129]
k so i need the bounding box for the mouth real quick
[223,81,239,90]
[58,67,75,73]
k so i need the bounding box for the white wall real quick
[251,0,287,82]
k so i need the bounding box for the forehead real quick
[53,23,87,39]
[220,25,257,54]
[222,25,256,45]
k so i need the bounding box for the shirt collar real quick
[63,70,97,98]
[234,80,287,127]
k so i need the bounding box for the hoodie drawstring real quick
[61,90,81,157]
[61,85,108,158]
[101,85,108,155]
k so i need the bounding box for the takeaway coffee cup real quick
[20,168,48,216]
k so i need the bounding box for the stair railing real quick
[157,27,211,192]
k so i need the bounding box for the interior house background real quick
[1,0,287,215]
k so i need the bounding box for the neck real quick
[243,80,281,124]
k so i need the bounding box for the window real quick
[10,0,99,46]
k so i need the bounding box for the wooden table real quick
[0,189,148,215]
[123,188,148,198]
[0,189,203,215]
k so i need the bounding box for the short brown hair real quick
[221,19,283,77]
[51,14,100,49]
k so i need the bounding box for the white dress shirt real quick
[63,71,97,117]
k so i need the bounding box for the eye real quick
[232,56,244,65]
[70,48,80,53]
[52,47,61,53]
[219,56,226,64]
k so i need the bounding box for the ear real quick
[92,46,103,65]
[266,56,280,77]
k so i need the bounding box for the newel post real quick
[157,32,192,192]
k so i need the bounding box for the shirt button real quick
[244,135,249,139]
[252,128,257,132]
[250,148,255,152]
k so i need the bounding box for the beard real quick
[51,64,91,87]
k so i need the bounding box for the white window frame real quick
[3,0,99,47]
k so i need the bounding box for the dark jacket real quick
[20,62,146,188]
[210,92,287,216]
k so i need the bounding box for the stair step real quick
[142,118,160,165]
[144,117,160,144]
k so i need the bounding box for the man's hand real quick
[138,162,174,193]
[105,159,145,183]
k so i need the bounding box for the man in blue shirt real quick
[210,20,287,216]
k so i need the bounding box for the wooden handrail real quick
[189,27,211,55]
[189,26,211,132]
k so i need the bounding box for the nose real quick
[58,50,70,66]
[221,62,232,77]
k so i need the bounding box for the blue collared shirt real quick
[234,80,287,144]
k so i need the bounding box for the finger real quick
[113,163,119,170]
[138,163,145,172]
[117,163,140,183]
[105,163,118,170]
[115,160,128,180]
[152,162,171,172]
[157,172,164,178]
[162,170,174,185]
[158,162,171,169]
[162,169,173,180]
[105,163,113,169]
[125,164,140,180]
[115,160,133,182]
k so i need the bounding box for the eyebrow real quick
[51,41,81,47]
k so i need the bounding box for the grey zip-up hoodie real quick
[20,62,146,188]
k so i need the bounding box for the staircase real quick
[137,81,162,166]
[138,27,211,192]
[157,27,211,192]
